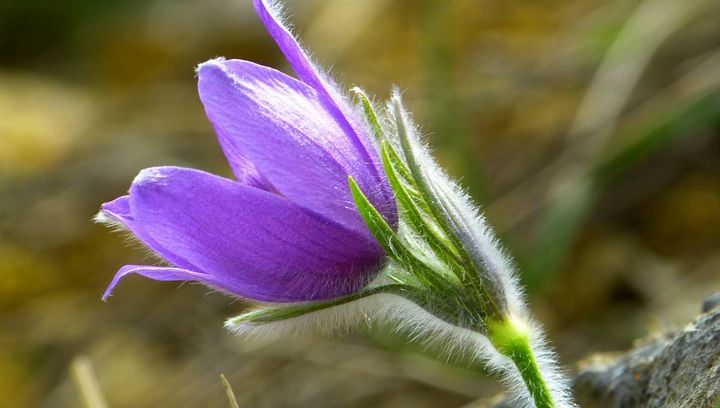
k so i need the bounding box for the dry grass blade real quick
[220,374,240,408]
[69,355,109,408]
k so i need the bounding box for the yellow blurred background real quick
[1,0,719,406]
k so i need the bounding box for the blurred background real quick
[1,0,719,406]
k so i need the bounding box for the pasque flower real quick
[100,1,575,406]
[98,0,397,302]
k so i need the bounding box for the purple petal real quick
[101,195,131,220]
[252,0,397,225]
[197,58,391,233]
[252,0,330,96]
[110,166,384,302]
[100,196,200,271]
[215,147,278,192]
[103,265,219,301]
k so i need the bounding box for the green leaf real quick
[383,137,416,184]
[349,175,454,291]
[391,98,455,242]
[348,175,398,256]
[351,87,385,141]
[381,140,462,267]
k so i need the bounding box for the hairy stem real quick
[489,316,555,408]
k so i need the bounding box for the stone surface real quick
[574,309,719,408]
[573,292,720,408]
[702,292,720,313]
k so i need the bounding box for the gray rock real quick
[574,309,720,408]
[702,292,720,313]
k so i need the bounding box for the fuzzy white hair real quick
[226,293,574,407]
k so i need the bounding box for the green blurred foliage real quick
[1,0,719,406]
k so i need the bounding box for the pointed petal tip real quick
[96,196,132,231]
[101,270,124,302]
[252,0,291,34]
[250,0,328,94]
[196,57,228,75]
[252,0,277,16]
[101,264,147,301]
[132,166,196,194]
[196,59,243,95]
[133,167,168,186]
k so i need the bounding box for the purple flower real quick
[98,0,396,303]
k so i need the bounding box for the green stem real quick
[489,316,555,408]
